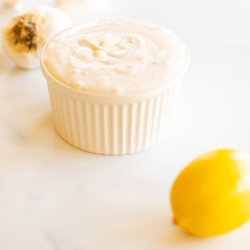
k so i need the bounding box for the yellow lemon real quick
[170,149,250,237]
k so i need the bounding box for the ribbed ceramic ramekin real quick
[40,40,188,155]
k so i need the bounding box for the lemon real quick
[170,149,250,237]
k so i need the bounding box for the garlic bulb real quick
[1,0,18,8]
[55,0,100,19]
[1,5,73,69]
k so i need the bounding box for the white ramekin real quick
[40,30,189,155]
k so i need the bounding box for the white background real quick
[0,0,250,249]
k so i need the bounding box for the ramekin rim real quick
[40,18,189,98]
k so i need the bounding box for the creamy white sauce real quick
[43,18,187,94]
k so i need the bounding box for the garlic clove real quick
[1,5,73,69]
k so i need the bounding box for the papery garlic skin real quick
[2,5,73,69]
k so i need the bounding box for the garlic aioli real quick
[43,18,187,95]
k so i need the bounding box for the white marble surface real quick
[1,0,250,249]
